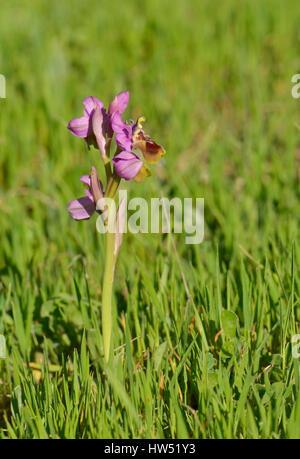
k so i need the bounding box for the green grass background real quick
[0,0,299,439]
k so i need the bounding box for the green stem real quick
[102,221,116,363]
[101,173,121,363]
[104,157,112,181]
[106,172,121,199]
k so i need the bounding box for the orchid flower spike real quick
[67,91,165,362]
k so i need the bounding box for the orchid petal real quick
[112,151,143,180]
[109,91,129,116]
[83,97,104,116]
[92,105,106,159]
[110,111,127,133]
[111,112,133,150]
[84,188,94,200]
[68,116,90,138]
[67,196,95,220]
[80,175,91,187]
[116,131,133,151]
[90,166,104,204]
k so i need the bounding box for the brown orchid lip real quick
[133,138,166,164]
[131,116,166,163]
[133,164,152,183]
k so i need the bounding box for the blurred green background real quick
[0,0,299,278]
[0,0,299,439]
